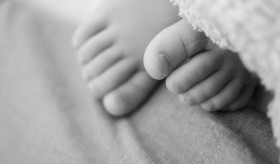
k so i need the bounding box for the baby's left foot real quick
[144,20,257,111]
[73,0,179,116]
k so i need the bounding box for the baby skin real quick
[144,20,257,111]
[72,0,179,116]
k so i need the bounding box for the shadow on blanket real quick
[0,2,278,164]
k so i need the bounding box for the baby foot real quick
[73,0,179,116]
[144,20,257,111]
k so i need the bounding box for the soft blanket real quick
[0,1,278,163]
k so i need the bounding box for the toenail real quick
[156,53,171,77]
[179,94,196,105]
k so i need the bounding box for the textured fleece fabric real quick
[172,0,280,155]
[0,1,278,163]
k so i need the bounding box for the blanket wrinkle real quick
[0,1,279,164]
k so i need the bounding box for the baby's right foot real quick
[144,20,257,111]
[73,0,179,116]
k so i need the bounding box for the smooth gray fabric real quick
[0,2,278,163]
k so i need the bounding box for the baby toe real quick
[88,58,138,98]
[103,71,158,116]
[200,78,244,111]
[81,47,122,81]
[77,30,114,65]
[166,51,223,94]
[73,13,108,48]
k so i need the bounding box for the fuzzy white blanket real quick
[0,1,279,163]
[172,0,280,156]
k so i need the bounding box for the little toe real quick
[227,85,254,111]
[103,71,158,116]
[88,58,138,98]
[144,20,208,80]
[73,13,107,48]
[228,78,257,111]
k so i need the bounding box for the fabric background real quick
[0,2,278,163]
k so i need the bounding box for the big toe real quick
[144,20,208,80]
[103,71,158,116]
